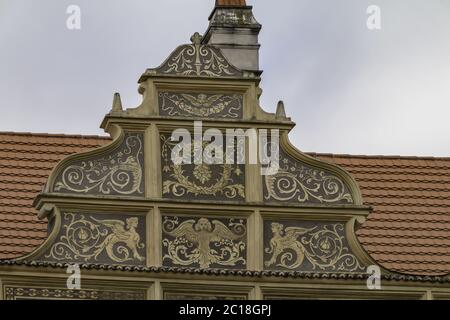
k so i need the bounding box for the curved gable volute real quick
[263,132,363,206]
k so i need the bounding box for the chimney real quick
[202,0,262,73]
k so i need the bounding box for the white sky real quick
[0,0,449,156]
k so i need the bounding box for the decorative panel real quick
[162,215,247,269]
[161,133,245,202]
[41,212,146,266]
[53,133,144,197]
[4,286,146,300]
[141,33,244,79]
[263,149,354,205]
[159,92,243,119]
[263,220,365,273]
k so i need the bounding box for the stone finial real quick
[216,0,247,6]
[276,100,287,119]
[112,92,123,112]
[190,32,203,45]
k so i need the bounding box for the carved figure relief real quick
[159,92,243,119]
[54,133,144,196]
[143,33,243,78]
[161,133,245,201]
[162,216,247,269]
[45,213,146,265]
[264,150,353,204]
[264,221,365,272]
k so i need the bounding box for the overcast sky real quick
[1,0,449,156]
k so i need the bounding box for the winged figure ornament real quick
[264,222,365,272]
[159,92,242,118]
[46,213,146,265]
[180,94,223,107]
[265,223,316,269]
[163,217,247,268]
[92,217,145,262]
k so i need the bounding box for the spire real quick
[203,0,261,72]
[276,101,287,119]
[112,92,123,112]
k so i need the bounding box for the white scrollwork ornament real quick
[264,154,353,204]
[265,223,365,272]
[46,213,145,264]
[54,134,144,196]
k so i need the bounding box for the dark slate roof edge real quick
[0,260,448,284]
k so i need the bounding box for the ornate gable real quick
[22,20,374,281]
[2,1,449,301]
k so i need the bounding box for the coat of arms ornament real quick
[161,133,245,201]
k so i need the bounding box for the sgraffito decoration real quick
[164,292,247,300]
[264,221,365,272]
[162,215,247,269]
[161,133,245,202]
[4,286,146,300]
[159,92,243,119]
[142,33,243,78]
[44,212,146,265]
[264,149,354,205]
[53,133,144,197]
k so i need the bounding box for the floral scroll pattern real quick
[162,216,247,269]
[264,150,353,204]
[161,134,245,201]
[159,92,243,119]
[264,222,365,272]
[45,213,146,265]
[54,133,144,196]
[145,33,243,78]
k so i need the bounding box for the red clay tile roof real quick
[0,132,449,276]
[0,132,109,260]
[312,153,450,276]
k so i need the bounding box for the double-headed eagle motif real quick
[163,218,246,268]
